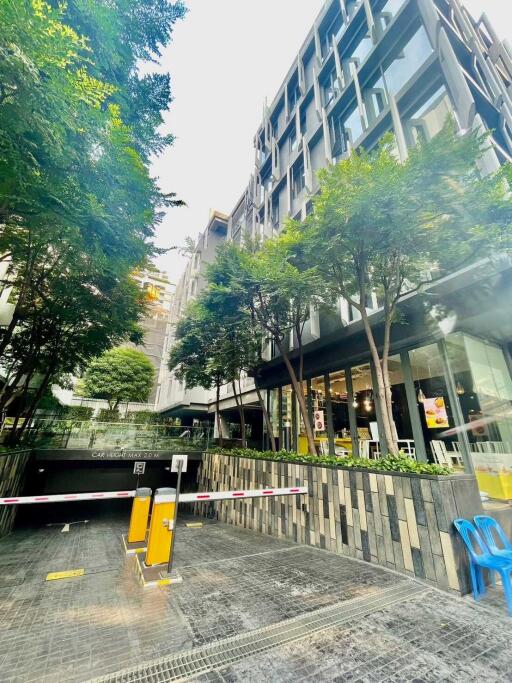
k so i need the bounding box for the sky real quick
[150,0,512,284]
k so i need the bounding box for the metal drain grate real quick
[89,581,427,683]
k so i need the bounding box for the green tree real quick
[207,234,322,456]
[168,301,229,447]
[82,348,155,412]
[0,0,185,439]
[304,123,512,454]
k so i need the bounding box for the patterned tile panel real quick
[196,453,484,595]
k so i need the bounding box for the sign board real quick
[171,454,188,473]
[423,397,449,429]
[133,461,146,475]
[313,410,325,432]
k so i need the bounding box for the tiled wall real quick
[197,453,483,595]
[0,450,31,538]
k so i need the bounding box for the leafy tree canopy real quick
[82,348,155,409]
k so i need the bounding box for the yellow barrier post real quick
[145,487,176,567]
[127,487,152,544]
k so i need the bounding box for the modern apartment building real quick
[161,0,512,501]
[156,211,229,417]
[131,269,175,404]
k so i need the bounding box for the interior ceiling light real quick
[417,387,426,404]
[456,381,465,396]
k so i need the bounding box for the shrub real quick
[97,408,120,422]
[208,447,453,476]
[126,410,157,424]
[65,406,94,421]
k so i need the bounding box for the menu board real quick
[423,397,449,429]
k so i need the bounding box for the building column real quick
[306,379,314,429]
[278,386,283,450]
[437,339,474,474]
[291,389,298,453]
[214,412,229,441]
[345,367,360,458]
[400,350,428,462]
[324,373,336,456]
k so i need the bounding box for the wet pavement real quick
[0,512,511,682]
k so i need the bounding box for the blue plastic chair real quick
[474,515,512,561]
[453,518,512,614]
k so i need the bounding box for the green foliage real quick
[125,410,156,424]
[0,0,185,443]
[64,406,94,421]
[82,348,155,409]
[96,408,121,422]
[209,447,453,476]
[302,122,512,453]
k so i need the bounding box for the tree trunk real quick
[231,379,246,448]
[381,312,399,444]
[215,382,223,448]
[10,368,54,445]
[277,340,317,455]
[255,386,276,452]
[359,308,399,455]
[5,371,35,446]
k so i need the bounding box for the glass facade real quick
[409,343,462,460]
[447,334,512,500]
[268,331,512,507]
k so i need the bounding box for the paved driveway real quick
[0,512,511,682]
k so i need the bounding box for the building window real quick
[345,0,358,21]
[330,111,350,157]
[289,126,298,153]
[288,78,301,114]
[403,85,453,148]
[291,158,306,199]
[376,0,406,35]
[321,67,339,107]
[271,195,279,229]
[300,108,307,136]
[321,10,344,59]
[345,105,364,144]
[342,25,372,82]
[382,25,433,97]
[363,72,388,125]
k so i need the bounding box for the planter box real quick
[197,452,483,595]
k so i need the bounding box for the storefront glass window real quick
[447,334,512,501]
[351,363,378,455]
[387,355,414,444]
[409,343,461,463]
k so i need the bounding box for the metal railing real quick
[19,420,211,452]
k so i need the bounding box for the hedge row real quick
[208,447,453,476]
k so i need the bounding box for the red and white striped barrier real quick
[180,486,307,503]
[0,486,307,506]
[0,490,135,505]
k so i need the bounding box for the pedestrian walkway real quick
[0,513,511,682]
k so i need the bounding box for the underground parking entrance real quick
[2,492,512,682]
